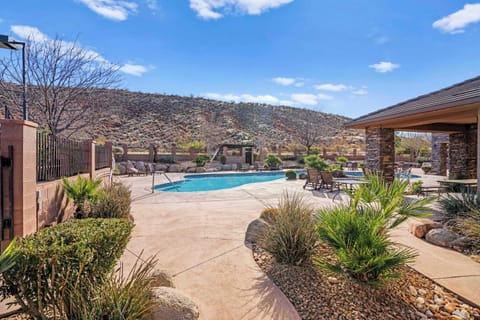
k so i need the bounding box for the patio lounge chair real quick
[319,171,341,191]
[126,162,139,176]
[303,168,320,190]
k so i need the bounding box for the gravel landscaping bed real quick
[252,243,480,320]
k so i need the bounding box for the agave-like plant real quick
[0,240,18,274]
[315,174,435,285]
[62,175,101,218]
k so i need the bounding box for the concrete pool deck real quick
[120,172,480,320]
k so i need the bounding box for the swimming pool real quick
[155,171,297,192]
[345,171,421,179]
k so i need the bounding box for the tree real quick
[298,120,321,153]
[0,36,120,137]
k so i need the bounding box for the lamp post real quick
[0,34,28,121]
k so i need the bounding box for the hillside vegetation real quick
[79,90,363,151]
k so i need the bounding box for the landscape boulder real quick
[150,287,199,320]
[155,163,168,171]
[245,218,269,244]
[135,161,146,170]
[151,270,175,288]
[409,221,443,238]
[195,167,206,173]
[168,164,182,172]
[186,167,197,173]
[425,228,460,248]
[116,163,127,175]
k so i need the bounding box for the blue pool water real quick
[155,171,297,192]
[345,171,421,179]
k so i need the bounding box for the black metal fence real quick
[36,133,89,182]
[95,144,111,170]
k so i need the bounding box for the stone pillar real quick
[148,144,155,163]
[171,143,177,162]
[365,127,395,182]
[85,140,96,179]
[353,148,357,157]
[0,120,38,249]
[122,143,128,162]
[431,133,449,175]
[449,125,477,179]
[277,145,282,157]
[323,148,327,159]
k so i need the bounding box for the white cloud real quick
[205,92,296,106]
[146,0,158,11]
[272,77,295,86]
[119,64,150,76]
[11,25,150,77]
[433,4,480,34]
[272,76,304,87]
[369,61,399,73]
[290,94,314,105]
[77,0,138,21]
[314,83,348,92]
[11,25,48,42]
[316,93,333,100]
[352,89,368,95]
[189,0,294,20]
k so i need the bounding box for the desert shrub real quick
[184,140,205,153]
[0,219,133,319]
[62,175,101,218]
[297,155,305,164]
[452,211,480,253]
[438,192,480,220]
[72,255,159,320]
[304,155,330,172]
[315,174,433,284]
[219,155,227,164]
[285,170,297,180]
[259,193,317,266]
[0,240,18,274]
[193,155,210,167]
[91,182,132,219]
[264,154,282,169]
[260,207,280,224]
[315,205,417,284]
[422,166,432,174]
[307,147,320,155]
[409,180,423,195]
[335,156,348,169]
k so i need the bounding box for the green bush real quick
[304,155,330,172]
[307,147,320,155]
[439,192,480,220]
[285,170,297,180]
[219,155,227,164]
[409,180,423,195]
[315,205,417,285]
[422,166,432,174]
[0,219,133,319]
[72,255,159,320]
[259,193,317,266]
[264,154,282,169]
[193,155,210,167]
[62,175,101,218]
[315,174,433,284]
[91,182,132,219]
[297,155,305,165]
[260,207,280,224]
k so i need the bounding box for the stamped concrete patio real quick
[120,173,480,320]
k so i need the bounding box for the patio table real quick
[332,178,368,201]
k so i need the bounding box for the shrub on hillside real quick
[259,193,317,266]
[0,219,133,319]
[193,155,210,167]
[91,182,132,219]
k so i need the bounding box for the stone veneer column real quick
[449,125,477,179]
[431,133,449,176]
[365,127,395,182]
[0,120,38,249]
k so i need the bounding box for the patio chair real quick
[126,162,139,176]
[303,168,320,190]
[319,171,341,192]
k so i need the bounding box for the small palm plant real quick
[0,240,18,274]
[62,175,101,218]
[315,174,434,285]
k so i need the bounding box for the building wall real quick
[431,133,449,176]
[365,127,395,182]
[449,125,477,179]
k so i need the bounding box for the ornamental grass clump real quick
[315,174,434,285]
[91,182,132,219]
[0,219,133,320]
[259,207,280,224]
[259,193,317,266]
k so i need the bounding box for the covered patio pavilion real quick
[347,76,480,192]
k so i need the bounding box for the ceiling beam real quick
[393,123,468,133]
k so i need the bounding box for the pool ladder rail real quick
[152,171,180,192]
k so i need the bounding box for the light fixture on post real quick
[0,34,28,121]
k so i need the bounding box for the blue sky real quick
[1,0,480,118]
